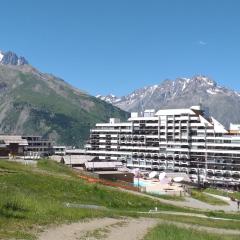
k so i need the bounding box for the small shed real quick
[95,171,134,183]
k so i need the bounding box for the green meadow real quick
[0,159,192,239]
[143,224,239,240]
[0,159,240,239]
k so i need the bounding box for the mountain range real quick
[0,50,129,146]
[97,76,240,128]
[1,49,239,146]
[0,50,28,65]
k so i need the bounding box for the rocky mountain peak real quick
[0,56,128,145]
[97,76,219,105]
[95,94,121,104]
[0,50,28,66]
[96,75,240,128]
[191,76,217,87]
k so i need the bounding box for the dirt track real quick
[38,217,240,240]
[38,217,158,240]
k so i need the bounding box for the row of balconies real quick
[206,176,240,182]
[131,156,190,162]
[126,163,240,180]
[87,138,240,148]
[131,159,190,166]
[126,163,182,170]
[120,140,145,144]
[189,168,240,177]
[91,129,132,133]
[132,152,189,158]
[114,132,231,142]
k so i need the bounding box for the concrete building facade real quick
[85,106,240,185]
[22,136,53,157]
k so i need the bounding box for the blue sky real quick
[0,0,240,96]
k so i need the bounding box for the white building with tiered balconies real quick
[85,106,240,185]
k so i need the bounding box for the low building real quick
[52,146,66,156]
[0,135,28,157]
[52,147,88,157]
[95,171,134,183]
[22,136,53,157]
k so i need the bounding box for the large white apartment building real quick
[85,106,240,184]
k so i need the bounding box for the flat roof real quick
[85,161,123,169]
[66,149,86,154]
[63,155,95,165]
[0,135,28,146]
[53,146,66,149]
[95,171,133,175]
[155,108,195,116]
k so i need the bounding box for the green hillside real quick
[0,159,186,239]
[1,160,240,239]
[0,65,129,145]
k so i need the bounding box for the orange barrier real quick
[77,173,138,191]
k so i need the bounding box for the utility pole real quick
[197,158,200,189]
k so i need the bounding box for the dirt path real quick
[38,218,120,240]
[117,187,239,212]
[38,217,158,240]
[38,217,240,240]
[103,218,157,240]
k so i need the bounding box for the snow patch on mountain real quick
[182,82,187,91]
[97,75,240,129]
[96,94,121,104]
[0,50,28,65]
[0,51,4,61]
[207,89,217,95]
[97,76,240,109]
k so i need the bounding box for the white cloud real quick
[198,40,207,45]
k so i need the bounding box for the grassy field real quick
[205,188,240,201]
[1,159,240,239]
[148,213,240,230]
[143,223,239,240]
[0,159,198,239]
[191,189,229,205]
